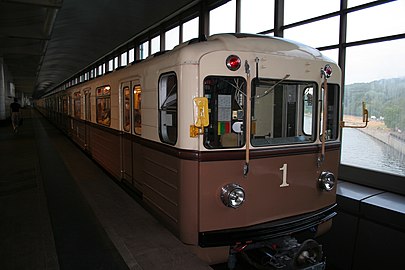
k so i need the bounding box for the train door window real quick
[251,79,316,146]
[68,95,72,116]
[73,91,81,118]
[133,85,142,135]
[62,96,68,114]
[320,84,340,140]
[96,85,111,126]
[84,89,91,121]
[123,86,131,132]
[158,73,177,145]
[203,76,246,149]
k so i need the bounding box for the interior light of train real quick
[318,171,335,191]
[226,55,241,71]
[220,183,245,208]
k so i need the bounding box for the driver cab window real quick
[251,79,317,146]
[203,76,246,149]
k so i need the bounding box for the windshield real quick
[251,79,317,146]
[203,76,246,149]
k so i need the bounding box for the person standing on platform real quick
[10,98,21,133]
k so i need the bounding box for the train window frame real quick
[133,85,142,135]
[84,88,91,121]
[73,91,81,119]
[320,83,340,141]
[203,76,247,149]
[96,85,111,127]
[158,72,178,145]
[122,85,131,132]
[251,79,317,147]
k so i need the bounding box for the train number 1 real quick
[279,163,290,188]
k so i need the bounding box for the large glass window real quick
[96,86,111,126]
[183,17,199,42]
[251,79,317,146]
[139,41,149,60]
[165,26,179,50]
[203,76,246,149]
[159,73,177,145]
[151,35,160,54]
[284,16,340,48]
[209,0,236,35]
[284,0,340,25]
[346,1,405,43]
[341,39,405,177]
[240,0,274,33]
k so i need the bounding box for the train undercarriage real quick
[228,237,325,270]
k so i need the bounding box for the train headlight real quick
[318,171,335,191]
[221,183,245,208]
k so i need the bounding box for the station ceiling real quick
[0,0,202,98]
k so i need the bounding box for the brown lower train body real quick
[40,113,337,264]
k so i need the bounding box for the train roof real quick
[166,33,333,64]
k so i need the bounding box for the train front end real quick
[192,34,341,269]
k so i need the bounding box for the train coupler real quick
[234,237,326,270]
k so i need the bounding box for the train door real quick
[84,88,91,152]
[120,80,141,185]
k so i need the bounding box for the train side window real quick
[203,76,246,149]
[96,85,111,126]
[62,96,68,114]
[73,91,81,118]
[133,85,142,135]
[320,84,340,140]
[123,86,131,132]
[251,79,316,146]
[159,73,177,145]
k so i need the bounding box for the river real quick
[341,128,405,176]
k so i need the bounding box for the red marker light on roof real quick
[226,55,241,71]
[322,64,333,78]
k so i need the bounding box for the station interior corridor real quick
[0,108,213,270]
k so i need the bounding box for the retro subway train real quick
[36,33,341,269]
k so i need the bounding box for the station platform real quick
[0,108,214,270]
